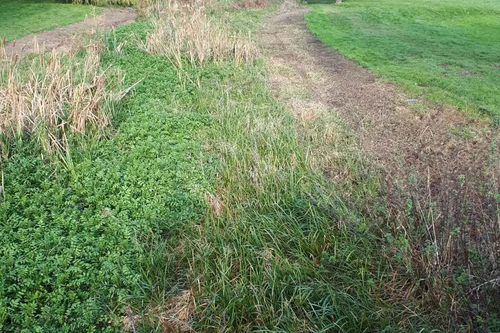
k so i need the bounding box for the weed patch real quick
[0,22,211,332]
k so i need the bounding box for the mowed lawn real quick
[0,0,99,42]
[306,0,500,120]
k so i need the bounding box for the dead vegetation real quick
[123,290,195,333]
[140,0,257,67]
[0,38,126,156]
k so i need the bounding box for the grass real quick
[0,2,403,331]
[1,0,499,332]
[0,0,100,43]
[305,0,500,121]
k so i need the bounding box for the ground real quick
[261,4,498,208]
[0,0,99,43]
[1,0,499,332]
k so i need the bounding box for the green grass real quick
[1,2,498,332]
[0,7,406,332]
[305,0,500,120]
[0,0,100,43]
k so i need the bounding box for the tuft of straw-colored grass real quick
[140,0,257,67]
[0,38,125,156]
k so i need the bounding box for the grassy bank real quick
[305,0,500,121]
[0,0,100,42]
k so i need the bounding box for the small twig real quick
[468,277,500,295]
[0,157,4,200]
[426,167,440,268]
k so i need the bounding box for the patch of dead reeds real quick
[140,0,257,68]
[0,38,127,157]
[123,290,194,333]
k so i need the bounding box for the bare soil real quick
[4,8,137,56]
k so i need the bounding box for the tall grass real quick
[140,0,257,68]
[0,39,125,157]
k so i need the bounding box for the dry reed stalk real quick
[0,39,124,155]
[140,0,257,67]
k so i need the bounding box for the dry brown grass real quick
[0,38,126,157]
[123,290,194,333]
[140,0,257,68]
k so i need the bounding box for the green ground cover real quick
[0,7,408,332]
[306,0,500,121]
[1,1,498,332]
[0,35,211,331]
[0,0,99,42]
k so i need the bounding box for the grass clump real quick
[140,0,257,68]
[305,0,500,120]
[0,40,127,157]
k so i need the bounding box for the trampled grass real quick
[305,0,500,121]
[0,0,100,43]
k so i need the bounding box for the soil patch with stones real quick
[4,8,137,56]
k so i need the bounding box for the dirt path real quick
[260,4,499,269]
[260,4,498,196]
[4,8,137,56]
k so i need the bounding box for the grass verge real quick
[305,0,500,122]
[0,0,100,43]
